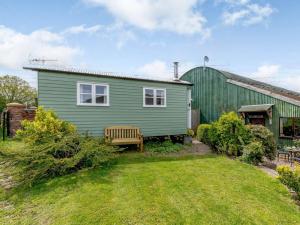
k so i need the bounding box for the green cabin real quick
[181,67,300,144]
[25,66,192,137]
[25,65,300,144]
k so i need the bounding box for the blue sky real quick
[0,0,300,91]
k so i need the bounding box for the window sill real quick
[143,105,166,108]
[77,104,110,107]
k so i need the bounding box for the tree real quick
[0,75,37,112]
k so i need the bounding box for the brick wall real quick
[6,103,36,136]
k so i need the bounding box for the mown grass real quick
[0,148,300,224]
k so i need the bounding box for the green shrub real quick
[187,129,195,137]
[196,113,277,160]
[293,139,300,148]
[10,107,119,185]
[15,134,118,185]
[213,112,251,156]
[277,165,300,198]
[197,124,211,144]
[247,125,276,160]
[16,106,76,145]
[145,140,183,153]
[242,141,264,165]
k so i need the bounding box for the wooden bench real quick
[105,126,143,151]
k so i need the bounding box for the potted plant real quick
[184,129,194,144]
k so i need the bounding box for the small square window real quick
[143,88,166,107]
[78,83,109,106]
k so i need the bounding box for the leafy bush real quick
[293,139,300,148]
[212,112,251,156]
[145,140,183,153]
[277,165,300,198]
[247,125,276,160]
[197,124,211,144]
[242,141,264,165]
[16,106,76,145]
[186,129,195,136]
[11,107,119,185]
[15,134,119,185]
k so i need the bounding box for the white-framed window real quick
[143,87,166,107]
[77,82,109,106]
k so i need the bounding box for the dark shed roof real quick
[219,70,300,102]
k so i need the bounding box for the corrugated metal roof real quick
[219,70,300,102]
[23,65,192,86]
[238,104,273,113]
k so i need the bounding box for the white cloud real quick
[222,1,275,26]
[245,65,300,92]
[137,60,171,79]
[277,76,300,93]
[0,25,80,70]
[104,22,137,49]
[83,0,210,36]
[137,60,195,80]
[244,4,274,25]
[254,64,280,79]
[217,0,249,5]
[223,10,249,25]
[64,22,136,49]
[63,24,102,34]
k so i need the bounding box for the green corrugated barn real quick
[24,66,192,137]
[181,66,300,144]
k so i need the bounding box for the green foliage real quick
[197,113,276,160]
[277,165,300,198]
[16,107,76,145]
[10,134,118,185]
[197,124,211,144]
[212,112,251,156]
[242,141,264,165]
[145,140,183,153]
[0,75,36,111]
[186,129,194,136]
[9,107,119,185]
[293,139,300,148]
[247,125,277,160]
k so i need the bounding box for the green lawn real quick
[1,153,300,225]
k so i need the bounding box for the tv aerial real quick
[204,56,209,68]
[28,57,58,65]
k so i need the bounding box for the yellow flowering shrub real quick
[16,106,76,145]
[277,164,300,198]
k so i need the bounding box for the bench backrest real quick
[105,126,141,139]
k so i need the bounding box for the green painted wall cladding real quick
[181,67,300,144]
[38,71,189,137]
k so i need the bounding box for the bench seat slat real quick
[111,138,141,144]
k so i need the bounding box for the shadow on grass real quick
[116,152,218,165]
[4,153,218,204]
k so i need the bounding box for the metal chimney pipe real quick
[173,62,179,80]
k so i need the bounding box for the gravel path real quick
[257,166,278,178]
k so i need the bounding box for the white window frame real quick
[77,82,109,106]
[143,87,166,107]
